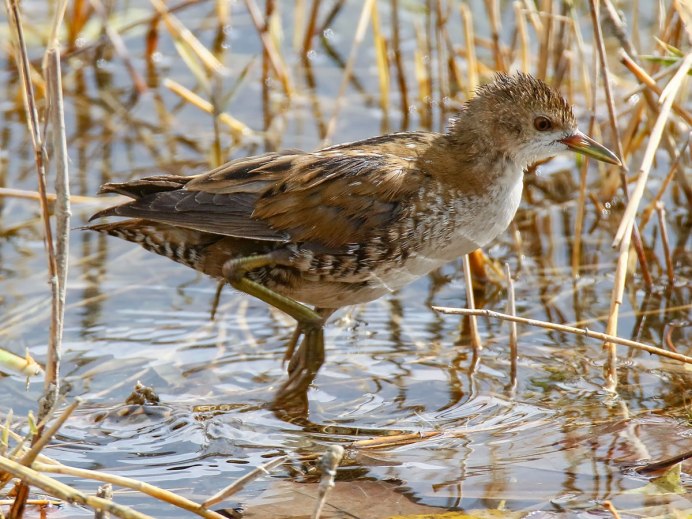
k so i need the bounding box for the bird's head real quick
[449,72,621,169]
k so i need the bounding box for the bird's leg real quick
[222,255,334,419]
[221,254,324,329]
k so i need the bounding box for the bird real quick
[87,73,620,414]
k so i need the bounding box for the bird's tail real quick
[86,219,225,276]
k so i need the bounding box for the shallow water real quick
[0,2,690,518]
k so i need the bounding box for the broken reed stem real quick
[321,0,374,146]
[655,203,674,285]
[202,456,287,508]
[462,254,482,351]
[504,264,518,390]
[312,446,344,519]
[0,457,154,519]
[432,306,692,365]
[95,483,113,519]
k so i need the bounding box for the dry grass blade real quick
[432,306,692,364]
[0,456,154,519]
[202,455,287,508]
[163,78,251,140]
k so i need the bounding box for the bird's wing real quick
[91,134,435,246]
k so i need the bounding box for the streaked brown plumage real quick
[88,73,619,414]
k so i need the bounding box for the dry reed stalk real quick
[244,0,292,97]
[202,456,286,508]
[433,307,692,364]
[521,0,543,33]
[150,0,228,77]
[302,0,320,55]
[513,2,529,73]
[0,457,153,519]
[536,0,553,79]
[33,462,228,519]
[484,0,505,71]
[163,78,251,139]
[413,18,433,128]
[613,53,692,248]
[655,202,674,284]
[41,0,70,423]
[371,1,391,118]
[603,54,690,389]
[462,254,482,351]
[390,0,410,128]
[88,0,147,94]
[619,51,692,126]
[0,187,102,204]
[459,3,477,98]
[639,133,690,228]
[433,0,449,110]
[312,446,343,519]
[504,264,518,390]
[588,0,626,162]
[321,0,374,146]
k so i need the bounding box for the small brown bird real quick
[88,73,619,411]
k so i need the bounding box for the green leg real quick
[222,254,329,419]
[222,254,324,328]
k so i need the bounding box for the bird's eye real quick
[534,116,553,131]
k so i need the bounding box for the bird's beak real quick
[560,131,621,165]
